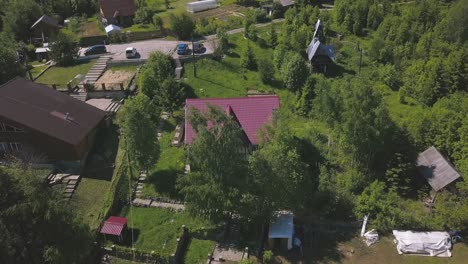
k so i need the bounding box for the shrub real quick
[241,43,257,71]
[152,14,163,31]
[169,13,195,40]
[263,250,273,263]
[258,58,274,84]
[134,7,154,24]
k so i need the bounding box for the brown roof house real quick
[0,77,106,163]
[99,0,137,26]
[416,146,462,192]
[30,15,60,44]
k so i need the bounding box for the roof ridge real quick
[186,95,279,102]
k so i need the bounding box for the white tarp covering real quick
[393,230,452,257]
[364,230,379,246]
[187,0,219,13]
[105,24,121,35]
[268,211,294,250]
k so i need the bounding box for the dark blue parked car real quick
[177,43,188,55]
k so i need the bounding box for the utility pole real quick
[191,35,196,77]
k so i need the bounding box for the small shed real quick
[30,15,60,44]
[105,24,122,35]
[35,47,51,61]
[416,146,462,192]
[100,216,128,241]
[392,230,452,257]
[268,211,294,250]
[187,0,219,13]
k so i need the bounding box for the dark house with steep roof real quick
[99,0,137,26]
[30,15,60,44]
[0,77,106,162]
[306,19,334,72]
[416,146,462,192]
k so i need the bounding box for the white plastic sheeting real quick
[364,230,379,246]
[268,211,294,250]
[187,0,219,13]
[105,24,121,35]
[392,230,452,257]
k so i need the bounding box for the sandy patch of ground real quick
[95,70,135,90]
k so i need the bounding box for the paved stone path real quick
[84,55,112,83]
[48,173,81,200]
[132,198,185,211]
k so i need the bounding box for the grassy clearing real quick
[80,17,105,36]
[185,239,216,264]
[142,111,185,199]
[71,125,120,230]
[35,59,96,87]
[183,34,281,98]
[71,178,111,230]
[119,207,214,254]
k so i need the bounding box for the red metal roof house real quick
[184,96,280,147]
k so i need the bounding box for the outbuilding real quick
[268,211,294,250]
[187,0,219,13]
[100,216,128,241]
[105,24,122,35]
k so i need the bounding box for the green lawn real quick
[70,125,120,230]
[142,111,185,199]
[35,59,97,88]
[30,65,48,77]
[185,239,216,264]
[119,207,214,254]
[71,178,111,230]
[183,34,281,98]
[108,64,140,72]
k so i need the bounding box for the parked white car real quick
[125,47,137,58]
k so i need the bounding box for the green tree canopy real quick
[2,0,42,41]
[178,104,248,222]
[139,51,175,99]
[116,94,160,170]
[169,13,195,40]
[0,33,24,85]
[49,32,79,66]
[281,53,309,92]
[0,167,93,263]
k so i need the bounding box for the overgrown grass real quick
[142,111,185,199]
[185,239,216,264]
[119,207,214,254]
[71,178,111,230]
[71,125,120,230]
[35,59,97,87]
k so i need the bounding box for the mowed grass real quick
[185,239,216,264]
[71,178,111,230]
[35,59,96,87]
[142,111,185,199]
[120,207,214,254]
[183,34,282,98]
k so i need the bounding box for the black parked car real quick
[84,45,107,56]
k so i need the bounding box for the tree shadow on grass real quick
[147,168,183,200]
[325,63,356,79]
[81,125,120,181]
[181,82,198,99]
[103,228,141,247]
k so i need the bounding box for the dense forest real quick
[271,0,468,232]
